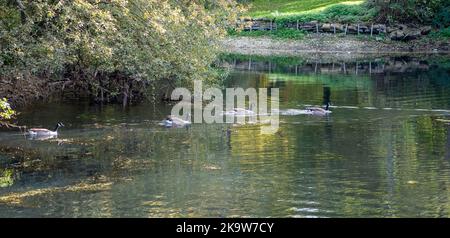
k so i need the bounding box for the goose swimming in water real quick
[223,104,255,116]
[161,114,191,128]
[306,102,332,116]
[28,122,64,136]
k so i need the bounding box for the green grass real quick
[432,27,450,38]
[228,28,306,39]
[246,0,364,18]
[241,0,376,26]
[279,2,375,24]
[424,27,450,42]
[230,1,376,38]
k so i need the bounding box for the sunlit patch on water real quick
[0,181,113,206]
[288,207,320,213]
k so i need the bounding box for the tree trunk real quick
[122,81,129,108]
[15,0,27,24]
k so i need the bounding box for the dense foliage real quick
[0,98,15,128]
[0,98,15,120]
[367,0,450,25]
[432,4,450,28]
[0,0,242,104]
[431,27,450,38]
[0,168,14,188]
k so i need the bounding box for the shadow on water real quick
[0,55,450,217]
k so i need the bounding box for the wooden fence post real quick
[296,20,299,30]
[316,23,319,34]
[357,24,360,35]
[370,24,374,37]
[344,24,348,35]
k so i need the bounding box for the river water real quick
[1,55,450,217]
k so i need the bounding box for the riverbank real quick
[221,34,450,59]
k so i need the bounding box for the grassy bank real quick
[244,0,450,26]
[231,0,450,41]
[245,0,372,23]
[232,0,375,39]
[228,28,306,39]
[246,0,363,19]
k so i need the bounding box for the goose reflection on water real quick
[222,103,256,117]
[160,114,192,128]
[26,134,58,141]
[305,102,332,116]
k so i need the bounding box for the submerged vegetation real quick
[0,0,242,105]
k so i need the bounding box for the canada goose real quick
[306,102,332,116]
[162,114,191,127]
[223,104,256,116]
[28,122,64,136]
